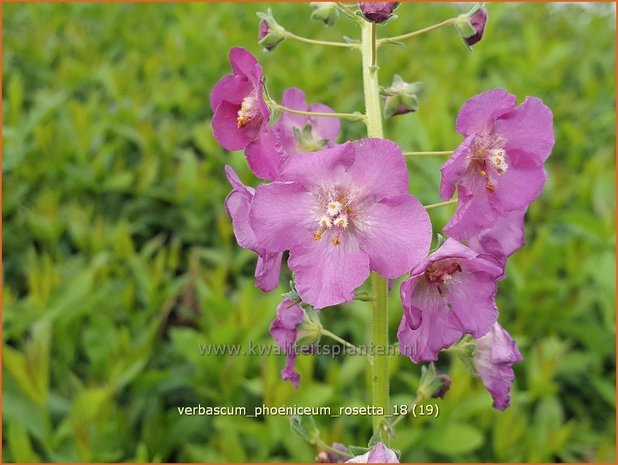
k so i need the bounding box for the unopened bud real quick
[455,3,488,48]
[359,2,399,24]
[381,75,422,118]
[296,306,322,347]
[310,2,340,27]
[257,9,286,51]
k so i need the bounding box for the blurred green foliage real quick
[2,2,616,462]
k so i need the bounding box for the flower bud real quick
[417,363,451,400]
[432,370,452,399]
[295,306,322,347]
[310,2,340,27]
[455,3,488,48]
[381,75,422,118]
[359,2,399,24]
[257,9,286,51]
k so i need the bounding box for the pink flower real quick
[440,89,554,240]
[210,48,270,151]
[346,442,399,463]
[473,322,523,410]
[397,238,502,362]
[276,88,340,156]
[224,166,282,292]
[245,88,340,181]
[269,299,306,388]
[250,139,431,309]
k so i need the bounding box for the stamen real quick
[332,235,341,246]
[488,148,508,174]
[327,201,343,216]
[319,215,333,229]
[237,96,257,128]
[333,214,348,229]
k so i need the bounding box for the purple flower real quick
[250,139,431,309]
[269,299,307,388]
[346,442,399,463]
[224,165,283,292]
[210,48,270,151]
[245,88,340,181]
[467,207,527,271]
[276,88,341,156]
[397,238,502,362]
[359,3,399,23]
[473,322,523,410]
[440,88,554,240]
[465,7,488,46]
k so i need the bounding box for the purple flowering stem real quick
[360,19,390,442]
[379,17,456,46]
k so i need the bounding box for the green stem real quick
[321,329,362,354]
[424,198,458,210]
[403,150,454,157]
[361,20,389,442]
[378,18,456,46]
[271,102,366,122]
[285,31,359,48]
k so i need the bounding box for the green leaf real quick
[426,422,484,455]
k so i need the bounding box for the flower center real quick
[469,134,508,192]
[313,198,351,246]
[426,260,462,287]
[237,95,259,128]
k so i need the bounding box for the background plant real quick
[2,2,616,462]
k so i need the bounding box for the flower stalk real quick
[361,19,390,442]
[424,198,458,210]
[403,150,454,157]
[379,17,456,46]
[269,101,366,122]
[284,30,359,48]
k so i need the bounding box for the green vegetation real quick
[2,2,615,462]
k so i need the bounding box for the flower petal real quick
[229,47,259,79]
[495,96,555,162]
[212,100,254,151]
[474,323,522,410]
[250,181,315,252]
[210,74,251,111]
[289,233,370,309]
[468,208,527,268]
[308,102,340,144]
[398,282,463,362]
[245,128,286,180]
[356,194,432,279]
[224,166,258,252]
[444,188,501,241]
[446,270,498,338]
[281,87,310,129]
[493,160,547,211]
[346,139,410,200]
[456,88,516,136]
[280,142,355,187]
[256,252,283,292]
[440,135,474,200]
